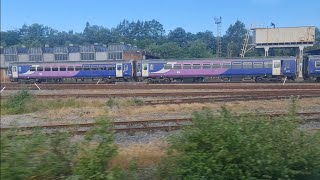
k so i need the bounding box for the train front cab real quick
[280,59,297,80]
[303,55,320,81]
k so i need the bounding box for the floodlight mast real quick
[214,16,222,58]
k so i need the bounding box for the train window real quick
[67,66,74,71]
[232,62,242,69]
[202,64,211,69]
[99,65,107,70]
[164,64,172,69]
[143,64,147,70]
[60,67,66,71]
[222,63,231,69]
[173,64,182,69]
[183,64,191,69]
[274,62,281,68]
[75,66,82,71]
[149,64,154,70]
[37,67,43,71]
[212,64,221,69]
[45,67,51,71]
[264,62,273,68]
[107,66,115,71]
[192,64,201,69]
[91,66,98,71]
[52,67,59,71]
[13,67,17,72]
[83,66,90,71]
[117,65,122,71]
[124,64,129,71]
[315,61,320,68]
[243,62,252,69]
[30,67,36,71]
[253,62,263,68]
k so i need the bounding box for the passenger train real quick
[7,55,320,83]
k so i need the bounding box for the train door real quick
[116,63,123,77]
[142,63,149,77]
[272,60,281,76]
[12,66,18,78]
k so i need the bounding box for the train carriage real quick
[136,57,297,82]
[303,55,320,81]
[8,60,134,83]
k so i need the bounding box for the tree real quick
[168,27,188,47]
[188,40,213,58]
[223,20,247,57]
[158,107,320,179]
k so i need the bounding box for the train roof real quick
[140,57,296,63]
[8,60,135,65]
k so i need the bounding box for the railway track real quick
[1,112,319,135]
[1,89,320,99]
[1,82,320,91]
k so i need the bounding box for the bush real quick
[0,117,135,180]
[158,107,320,179]
[130,97,144,106]
[3,89,32,114]
[106,97,117,108]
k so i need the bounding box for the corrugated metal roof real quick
[95,45,107,52]
[17,47,29,54]
[68,46,80,53]
[43,47,54,53]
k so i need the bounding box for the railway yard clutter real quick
[1,83,320,179]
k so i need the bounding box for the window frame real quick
[75,66,82,71]
[29,67,36,72]
[243,62,253,69]
[99,65,107,71]
[222,63,231,69]
[232,62,242,69]
[212,64,221,69]
[253,62,263,69]
[107,66,115,71]
[192,64,201,69]
[37,67,43,71]
[91,65,98,71]
[164,64,172,70]
[202,64,211,69]
[59,67,67,71]
[264,62,273,68]
[183,64,191,69]
[83,65,91,71]
[52,67,59,71]
[67,66,75,71]
[45,67,51,71]
[173,64,182,69]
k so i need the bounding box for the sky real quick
[1,0,319,34]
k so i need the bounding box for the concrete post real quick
[264,47,269,56]
[297,46,304,78]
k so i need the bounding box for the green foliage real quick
[73,117,119,179]
[3,89,33,114]
[130,97,144,106]
[106,97,117,108]
[1,96,87,115]
[158,107,320,179]
[1,130,75,179]
[0,117,134,180]
[1,20,319,57]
